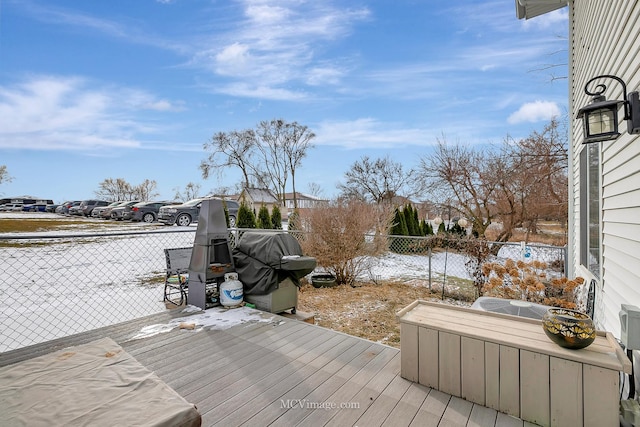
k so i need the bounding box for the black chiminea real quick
[188,199,234,309]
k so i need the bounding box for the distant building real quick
[283,192,328,210]
[389,195,414,207]
[0,196,53,205]
[238,188,280,214]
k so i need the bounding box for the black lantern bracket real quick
[577,74,640,143]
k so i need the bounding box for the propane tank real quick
[220,272,243,307]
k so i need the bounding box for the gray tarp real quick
[0,337,201,427]
[232,232,316,295]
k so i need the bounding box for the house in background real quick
[283,192,328,211]
[517,0,640,390]
[238,187,280,215]
[0,196,43,205]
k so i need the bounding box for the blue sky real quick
[0,0,568,203]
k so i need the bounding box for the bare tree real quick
[201,120,314,206]
[418,119,568,241]
[339,155,413,204]
[95,178,135,201]
[95,178,159,201]
[200,130,259,188]
[417,140,501,238]
[210,183,243,198]
[499,118,568,240]
[307,182,325,198]
[281,121,315,208]
[173,182,201,202]
[298,200,394,285]
[133,179,159,201]
[254,120,290,205]
[252,119,315,206]
[0,165,12,186]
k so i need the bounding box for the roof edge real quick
[515,0,568,20]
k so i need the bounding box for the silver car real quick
[109,201,140,220]
[92,201,121,219]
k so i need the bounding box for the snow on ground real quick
[128,305,278,341]
[496,242,565,264]
[1,219,196,351]
[360,251,474,282]
[1,212,565,351]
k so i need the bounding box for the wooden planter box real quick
[397,300,632,427]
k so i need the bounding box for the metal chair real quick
[163,247,192,306]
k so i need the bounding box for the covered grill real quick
[232,231,316,313]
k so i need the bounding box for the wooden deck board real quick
[323,354,402,426]
[495,412,526,427]
[356,374,413,426]
[207,334,363,425]
[380,382,429,427]
[409,389,450,427]
[250,340,374,426]
[193,332,355,415]
[439,396,474,427]
[295,346,399,426]
[202,326,357,425]
[468,404,499,427]
[0,306,526,427]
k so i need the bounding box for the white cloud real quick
[0,76,182,151]
[244,4,290,24]
[508,100,561,124]
[215,43,252,76]
[199,1,371,99]
[522,9,569,30]
[143,99,184,111]
[314,118,430,149]
[17,2,189,55]
[214,82,307,101]
[306,66,344,86]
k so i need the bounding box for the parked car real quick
[19,199,55,212]
[158,198,239,227]
[66,201,84,215]
[76,200,108,217]
[126,201,178,223]
[45,204,60,213]
[55,201,77,214]
[92,201,120,219]
[1,203,24,212]
[110,201,140,220]
[55,202,67,214]
[98,201,127,219]
[118,201,148,222]
[22,203,48,212]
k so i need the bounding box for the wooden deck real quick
[0,307,533,427]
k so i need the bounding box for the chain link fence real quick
[0,228,565,352]
[360,235,566,302]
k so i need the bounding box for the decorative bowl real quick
[310,274,337,288]
[542,308,596,349]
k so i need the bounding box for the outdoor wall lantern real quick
[576,74,640,144]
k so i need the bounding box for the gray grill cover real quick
[233,232,316,295]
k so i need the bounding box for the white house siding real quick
[283,193,327,210]
[570,0,640,336]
